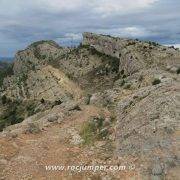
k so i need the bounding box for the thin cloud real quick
[0,0,179,56]
[28,0,159,16]
[90,0,158,17]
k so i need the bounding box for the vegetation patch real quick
[123,83,131,89]
[26,102,38,117]
[30,40,60,49]
[77,45,120,74]
[146,41,160,47]
[152,78,161,85]
[177,67,180,74]
[0,62,13,87]
[85,94,92,105]
[0,98,40,131]
[80,116,113,145]
[0,100,24,131]
[16,73,28,87]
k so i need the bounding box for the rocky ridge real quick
[0,33,180,179]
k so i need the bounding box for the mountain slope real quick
[0,33,180,179]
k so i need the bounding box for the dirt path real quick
[0,105,138,180]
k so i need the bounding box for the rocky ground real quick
[0,33,179,179]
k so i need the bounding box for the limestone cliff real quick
[83,32,180,75]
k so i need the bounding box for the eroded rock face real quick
[13,40,68,75]
[2,41,81,102]
[3,65,82,101]
[83,32,180,76]
[115,81,180,177]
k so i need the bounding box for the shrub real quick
[33,48,41,59]
[78,42,83,47]
[0,100,41,131]
[148,41,159,46]
[152,78,161,85]
[124,83,131,89]
[6,108,24,125]
[40,98,45,104]
[1,95,7,105]
[80,120,96,145]
[138,75,144,82]
[85,94,92,105]
[0,102,24,131]
[89,47,120,73]
[54,99,62,106]
[78,44,90,49]
[26,103,36,117]
[121,79,126,86]
[41,55,46,59]
[0,63,13,87]
[177,67,180,74]
[120,69,124,75]
[66,73,74,79]
[122,74,127,79]
[80,116,108,145]
[16,73,28,87]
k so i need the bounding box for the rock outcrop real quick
[13,40,68,75]
[2,41,81,102]
[115,80,180,178]
[83,32,180,76]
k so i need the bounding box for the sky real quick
[0,0,180,57]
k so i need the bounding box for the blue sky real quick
[0,0,180,56]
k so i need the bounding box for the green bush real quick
[80,116,108,145]
[16,73,28,87]
[177,67,180,74]
[0,100,40,131]
[138,75,144,82]
[85,94,92,105]
[0,103,24,131]
[124,83,131,89]
[1,95,7,105]
[80,120,97,145]
[147,41,159,46]
[0,63,13,87]
[26,103,37,117]
[152,78,161,85]
[65,73,74,80]
[119,79,126,87]
[40,98,45,104]
[120,69,124,75]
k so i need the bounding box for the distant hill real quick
[0,61,12,69]
[0,57,14,62]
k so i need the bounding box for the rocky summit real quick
[0,33,180,179]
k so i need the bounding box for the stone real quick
[169,66,178,73]
[67,128,84,145]
[26,123,41,134]
[0,159,8,165]
[152,163,163,175]
[47,114,58,122]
